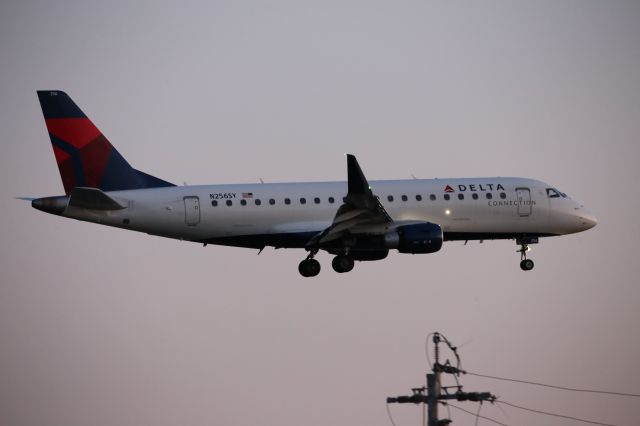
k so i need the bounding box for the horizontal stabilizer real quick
[68,187,127,210]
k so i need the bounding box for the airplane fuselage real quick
[45,177,595,249]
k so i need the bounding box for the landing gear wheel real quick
[332,255,354,273]
[517,242,534,271]
[520,259,534,271]
[298,258,321,277]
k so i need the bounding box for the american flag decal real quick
[242,192,254,199]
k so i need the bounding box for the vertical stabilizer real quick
[37,90,174,194]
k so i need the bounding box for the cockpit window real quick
[546,188,560,198]
[546,188,567,198]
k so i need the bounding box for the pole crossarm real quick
[386,391,495,404]
[385,332,496,426]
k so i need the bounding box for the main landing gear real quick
[518,243,534,271]
[298,250,321,277]
[298,251,356,277]
[332,254,354,273]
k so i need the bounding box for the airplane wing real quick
[306,155,392,247]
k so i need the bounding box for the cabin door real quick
[184,196,200,226]
[516,188,532,217]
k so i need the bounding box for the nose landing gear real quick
[518,243,534,271]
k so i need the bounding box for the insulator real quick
[433,333,440,365]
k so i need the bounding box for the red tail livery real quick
[37,90,173,194]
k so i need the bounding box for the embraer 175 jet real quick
[30,91,597,277]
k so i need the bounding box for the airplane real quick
[30,90,597,277]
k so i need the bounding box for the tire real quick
[299,258,321,277]
[520,259,534,271]
[332,255,354,273]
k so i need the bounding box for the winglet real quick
[344,154,391,220]
[305,155,392,249]
[346,154,371,195]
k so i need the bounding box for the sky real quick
[1,1,639,425]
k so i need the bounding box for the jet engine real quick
[384,222,443,254]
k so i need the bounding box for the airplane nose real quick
[577,208,598,230]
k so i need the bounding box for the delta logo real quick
[444,183,506,192]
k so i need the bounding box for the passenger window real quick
[314,197,320,204]
[255,199,261,206]
[458,194,464,200]
[300,198,306,204]
[401,195,408,202]
[284,198,291,205]
[444,194,450,201]
[211,200,218,207]
[240,199,247,206]
[416,194,422,201]
[387,195,394,202]
[500,192,506,199]
[472,193,478,200]
[226,200,233,206]
[328,197,335,204]
[486,193,493,200]
[269,198,275,205]
[430,194,436,201]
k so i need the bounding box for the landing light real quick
[445,209,451,215]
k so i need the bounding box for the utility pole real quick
[386,332,496,426]
[426,372,439,425]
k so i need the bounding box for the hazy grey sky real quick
[1,1,639,425]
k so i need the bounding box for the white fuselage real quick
[60,177,596,248]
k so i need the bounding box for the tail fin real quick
[37,90,174,194]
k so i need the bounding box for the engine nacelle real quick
[349,249,389,261]
[327,246,389,261]
[385,222,443,254]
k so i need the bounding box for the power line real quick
[496,400,618,426]
[390,332,496,426]
[386,403,398,426]
[445,403,509,426]
[467,371,640,398]
[393,333,630,426]
[425,332,435,369]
